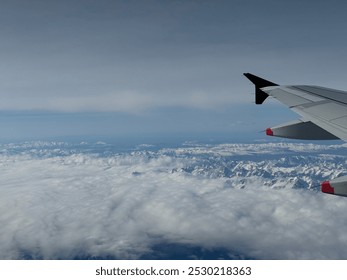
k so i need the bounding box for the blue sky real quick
[1,0,347,141]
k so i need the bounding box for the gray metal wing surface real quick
[244,73,347,141]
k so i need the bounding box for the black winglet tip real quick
[243,73,278,87]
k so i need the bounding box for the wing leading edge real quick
[244,73,347,197]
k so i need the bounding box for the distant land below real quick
[1,140,347,259]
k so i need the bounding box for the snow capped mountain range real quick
[167,142,347,190]
[0,140,347,259]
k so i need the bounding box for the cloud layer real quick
[0,141,347,259]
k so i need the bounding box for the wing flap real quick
[300,102,347,121]
[269,88,313,107]
[332,116,347,128]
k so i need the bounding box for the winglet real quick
[243,73,278,88]
[243,73,278,104]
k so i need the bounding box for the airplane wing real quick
[244,73,347,197]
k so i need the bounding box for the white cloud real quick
[0,142,347,259]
